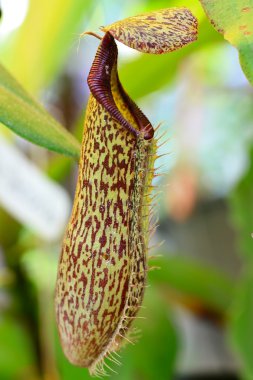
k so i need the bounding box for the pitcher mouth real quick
[87,32,154,141]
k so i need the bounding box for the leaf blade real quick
[0,67,81,158]
[228,267,253,379]
[0,63,42,112]
[200,0,253,86]
[149,256,234,314]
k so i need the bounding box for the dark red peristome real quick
[87,31,154,140]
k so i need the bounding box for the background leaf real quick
[200,0,253,86]
[229,267,253,380]
[0,64,81,158]
[0,316,38,379]
[228,144,253,378]
[149,256,234,314]
[229,147,253,259]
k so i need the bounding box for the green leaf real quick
[0,63,81,158]
[229,148,253,259]
[229,267,253,380]
[149,256,234,314]
[227,126,253,380]
[200,0,253,86]
[0,316,37,379]
[0,64,42,111]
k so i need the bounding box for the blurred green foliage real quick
[0,316,38,379]
[200,0,253,88]
[149,256,234,314]
[229,147,253,379]
[229,267,253,380]
[1,0,94,93]
[0,64,81,157]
